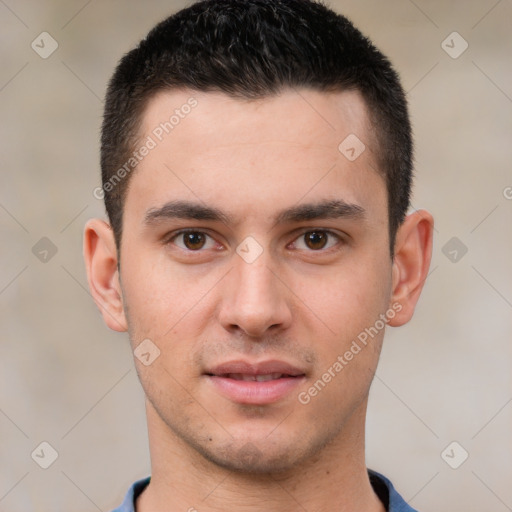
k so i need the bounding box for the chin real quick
[190,433,326,475]
[202,445,300,474]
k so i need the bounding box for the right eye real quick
[168,230,217,251]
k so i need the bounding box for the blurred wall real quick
[1,1,511,510]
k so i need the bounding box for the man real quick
[84,0,433,510]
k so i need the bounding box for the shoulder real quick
[368,469,420,512]
[110,476,151,512]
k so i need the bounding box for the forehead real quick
[140,87,374,153]
[125,87,385,226]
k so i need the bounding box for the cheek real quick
[120,237,227,382]
[120,250,175,341]
[120,249,220,349]
[298,256,390,338]
[294,253,391,402]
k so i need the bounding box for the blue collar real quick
[111,469,418,512]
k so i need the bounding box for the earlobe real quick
[83,219,128,332]
[388,209,434,327]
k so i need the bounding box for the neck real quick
[136,399,385,512]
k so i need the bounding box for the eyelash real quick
[166,229,343,253]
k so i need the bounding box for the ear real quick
[83,219,127,332]
[388,209,434,327]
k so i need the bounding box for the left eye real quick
[292,230,340,251]
[171,231,217,251]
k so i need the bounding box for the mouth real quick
[204,360,307,405]
[217,372,299,382]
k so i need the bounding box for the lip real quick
[205,359,307,405]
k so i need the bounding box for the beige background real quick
[1,1,511,511]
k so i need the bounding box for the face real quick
[118,88,394,473]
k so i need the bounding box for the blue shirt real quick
[111,469,418,511]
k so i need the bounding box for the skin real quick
[84,88,433,511]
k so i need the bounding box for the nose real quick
[218,250,292,338]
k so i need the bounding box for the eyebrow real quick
[143,199,366,227]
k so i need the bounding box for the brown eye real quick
[171,231,215,251]
[292,230,340,251]
[304,231,328,250]
[183,232,206,250]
